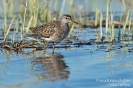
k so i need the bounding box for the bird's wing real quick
[30,21,61,38]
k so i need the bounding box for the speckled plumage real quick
[30,14,72,42]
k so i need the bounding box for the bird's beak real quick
[71,21,79,25]
[71,21,83,28]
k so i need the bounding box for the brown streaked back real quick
[29,21,62,38]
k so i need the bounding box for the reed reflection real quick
[31,53,69,81]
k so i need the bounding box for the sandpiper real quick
[30,14,76,48]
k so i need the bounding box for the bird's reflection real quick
[31,53,69,81]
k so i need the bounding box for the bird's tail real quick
[29,27,37,33]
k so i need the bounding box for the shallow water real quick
[0,25,133,88]
[0,44,133,88]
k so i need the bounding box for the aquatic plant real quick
[1,0,133,49]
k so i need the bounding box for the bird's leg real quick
[52,49,54,54]
[41,40,46,49]
[52,42,54,49]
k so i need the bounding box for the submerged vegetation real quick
[0,0,133,51]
